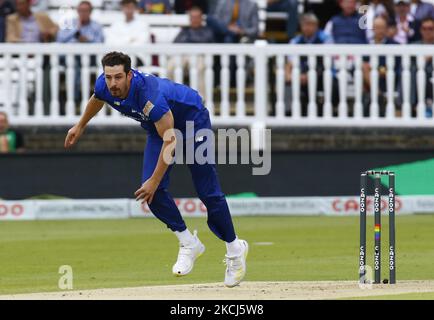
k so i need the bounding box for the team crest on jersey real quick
[143,101,154,116]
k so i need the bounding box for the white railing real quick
[1,43,434,128]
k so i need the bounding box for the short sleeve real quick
[136,73,170,122]
[147,94,170,122]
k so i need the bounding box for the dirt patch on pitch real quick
[1,280,433,300]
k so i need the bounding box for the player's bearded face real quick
[104,65,131,98]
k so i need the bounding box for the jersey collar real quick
[125,70,137,102]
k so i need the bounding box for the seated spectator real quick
[105,0,151,46]
[0,0,14,42]
[167,6,214,98]
[207,0,259,44]
[411,16,434,43]
[324,0,368,112]
[174,0,208,14]
[362,16,401,117]
[174,7,214,43]
[410,0,434,40]
[285,13,334,116]
[267,0,299,40]
[362,0,396,42]
[207,0,259,87]
[411,0,434,21]
[391,0,417,43]
[57,1,104,105]
[410,17,434,117]
[0,111,25,153]
[324,0,368,44]
[6,0,58,42]
[138,0,171,13]
[56,1,104,44]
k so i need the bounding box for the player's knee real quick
[200,194,226,209]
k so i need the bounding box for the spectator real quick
[285,13,333,116]
[173,7,214,43]
[410,17,434,117]
[0,0,14,42]
[207,0,259,87]
[267,0,299,40]
[391,0,417,43]
[324,0,368,111]
[324,0,368,44]
[138,0,171,13]
[409,0,434,40]
[6,0,58,43]
[362,16,401,116]
[362,0,396,42]
[0,112,25,153]
[207,0,259,44]
[410,0,434,21]
[57,1,104,105]
[105,0,151,46]
[174,0,208,14]
[168,6,215,98]
[413,16,434,43]
[56,1,104,44]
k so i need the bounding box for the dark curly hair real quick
[101,52,132,74]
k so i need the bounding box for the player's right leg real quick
[148,189,205,276]
[143,134,205,276]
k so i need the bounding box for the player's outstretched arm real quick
[64,94,105,148]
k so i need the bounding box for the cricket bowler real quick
[64,51,248,287]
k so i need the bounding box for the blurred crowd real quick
[1,0,434,152]
[1,0,434,45]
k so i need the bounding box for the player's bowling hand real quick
[64,125,84,148]
[135,178,159,205]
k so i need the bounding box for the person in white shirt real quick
[392,0,416,44]
[365,0,388,42]
[104,0,151,46]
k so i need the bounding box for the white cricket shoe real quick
[172,230,205,276]
[224,239,249,287]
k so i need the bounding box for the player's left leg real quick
[187,110,248,287]
[188,156,248,287]
[142,135,186,232]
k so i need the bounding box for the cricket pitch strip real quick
[1,280,433,300]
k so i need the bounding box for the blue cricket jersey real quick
[94,69,206,136]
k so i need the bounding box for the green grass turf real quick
[0,215,433,295]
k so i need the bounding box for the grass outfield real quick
[0,215,434,295]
